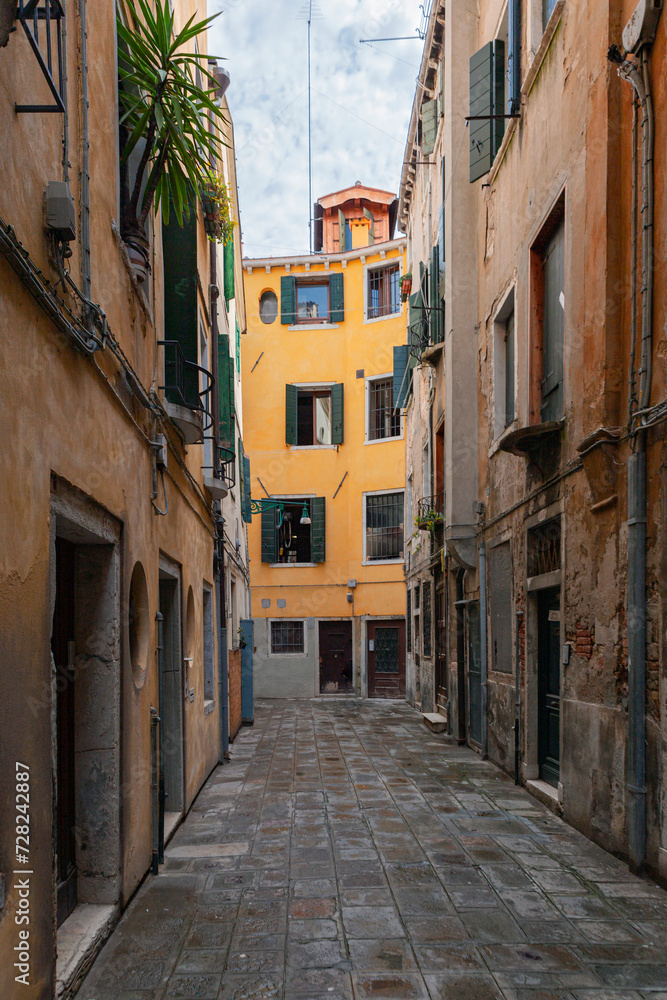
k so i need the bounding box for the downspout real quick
[608,42,655,874]
[78,0,91,302]
[514,609,523,784]
[156,612,165,863]
[479,529,488,760]
[217,530,229,762]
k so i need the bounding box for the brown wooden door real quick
[319,621,354,693]
[368,619,406,698]
[52,538,78,927]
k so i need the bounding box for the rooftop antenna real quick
[297,1,324,253]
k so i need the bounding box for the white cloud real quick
[208,0,424,258]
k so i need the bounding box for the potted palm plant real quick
[117,0,226,281]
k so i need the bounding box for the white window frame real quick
[492,285,517,444]
[268,618,308,657]
[365,372,403,444]
[363,258,403,325]
[362,488,405,566]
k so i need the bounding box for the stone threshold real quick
[56,903,117,1000]
[526,777,563,817]
[422,712,447,733]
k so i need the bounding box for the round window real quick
[129,561,149,688]
[259,290,278,324]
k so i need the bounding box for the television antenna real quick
[296,1,324,253]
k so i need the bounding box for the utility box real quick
[45,181,76,242]
[622,0,663,52]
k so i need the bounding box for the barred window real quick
[270,620,305,654]
[365,492,404,561]
[422,581,432,658]
[368,377,401,441]
[367,263,400,319]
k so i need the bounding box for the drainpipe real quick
[479,532,488,759]
[156,611,166,863]
[608,42,655,874]
[216,528,230,762]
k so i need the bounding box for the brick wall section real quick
[228,649,242,741]
[575,622,594,660]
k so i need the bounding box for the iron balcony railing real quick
[204,445,236,489]
[158,339,214,432]
[416,492,445,529]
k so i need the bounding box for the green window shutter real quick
[163,213,199,406]
[469,40,505,183]
[422,98,438,155]
[281,275,296,324]
[363,207,375,245]
[329,272,344,323]
[235,318,241,373]
[217,333,234,451]
[331,383,344,444]
[311,497,326,563]
[285,383,298,445]
[393,345,411,410]
[338,209,346,251]
[430,245,443,344]
[261,506,278,563]
[224,234,235,301]
[229,348,235,423]
[242,453,252,523]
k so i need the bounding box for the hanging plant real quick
[117,0,227,273]
[414,510,443,532]
[201,172,236,244]
[400,272,413,302]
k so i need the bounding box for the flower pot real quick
[201,190,220,239]
[124,235,151,284]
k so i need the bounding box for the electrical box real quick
[45,181,76,242]
[622,0,663,52]
[154,433,168,468]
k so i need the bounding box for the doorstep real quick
[56,903,117,999]
[526,778,563,817]
[422,712,448,734]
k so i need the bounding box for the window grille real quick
[527,518,561,577]
[367,263,400,319]
[368,377,401,440]
[365,492,404,561]
[422,581,432,658]
[271,620,305,654]
[406,589,412,653]
[16,0,66,114]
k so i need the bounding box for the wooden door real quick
[52,538,77,927]
[368,619,406,698]
[537,588,561,787]
[319,621,354,693]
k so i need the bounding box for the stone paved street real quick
[74,700,667,1000]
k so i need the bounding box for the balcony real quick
[415,493,444,530]
[158,340,213,445]
[204,446,236,501]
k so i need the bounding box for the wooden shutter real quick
[329,272,344,323]
[163,212,198,406]
[235,319,241,373]
[285,383,298,444]
[313,202,324,252]
[393,345,410,409]
[331,383,344,444]
[508,0,521,115]
[311,497,326,563]
[242,453,252,523]
[224,234,235,301]
[363,207,375,245]
[217,334,235,452]
[421,98,438,155]
[261,506,278,563]
[541,219,565,422]
[280,274,296,324]
[430,246,443,344]
[338,209,346,251]
[489,541,512,673]
[469,40,505,183]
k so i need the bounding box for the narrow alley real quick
[74,701,667,1000]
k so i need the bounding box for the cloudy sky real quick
[208,0,426,258]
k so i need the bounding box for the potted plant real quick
[414,510,443,532]
[117,0,226,281]
[201,171,236,244]
[401,272,412,301]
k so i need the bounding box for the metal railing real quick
[417,492,445,522]
[16,0,66,114]
[158,339,214,432]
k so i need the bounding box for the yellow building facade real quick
[242,205,408,699]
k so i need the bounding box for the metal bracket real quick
[15,0,66,113]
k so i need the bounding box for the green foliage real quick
[414,510,443,532]
[117,0,227,234]
[201,171,236,244]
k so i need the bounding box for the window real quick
[286,384,344,446]
[543,0,558,28]
[262,497,326,564]
[493,289,516,437]
[281,273,344,324]
[406,589,412,653]
[422,581,432,658]
[489,542,512,674]
[271,620,305,655]
[203,585,214,702]
[365,491,404,562]
[367,263,400,320]
[259,290,278,324]
[530,203,565,424]
[367,376,401,441]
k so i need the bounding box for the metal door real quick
[240,619,254,724]
[52,538,77,927]
[467,601,483,746]
[368,619,406,698]
[537,587,561,786]
[319,621,354,693]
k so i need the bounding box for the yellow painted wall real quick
[242,242,407,624]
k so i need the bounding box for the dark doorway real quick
[435,581,447,710]
[368,619,406,698]
[467,601,482,747]
[52,537,78,927]
[537,587,561,786]
[319,620,354,693]
[159,574,185,824]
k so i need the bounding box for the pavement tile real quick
[412,943,483,972]
[348,938,419,972]
[342,905,405,938]
[165,973,221,997]
[352,972,430,998]
[424,972,504,999]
